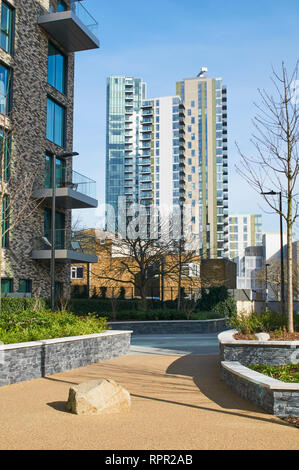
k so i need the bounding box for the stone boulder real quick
[66,379,131,415]
[254,332,270,341]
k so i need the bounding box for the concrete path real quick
[130,333,220,356]
[0,340,298,450]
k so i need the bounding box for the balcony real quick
[32,229,97,263]
[33,169,97,210]
[38,0,99,53]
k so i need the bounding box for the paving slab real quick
[0,352,298,450]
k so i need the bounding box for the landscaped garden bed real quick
[0,299,132,386]
[218,310,299,426]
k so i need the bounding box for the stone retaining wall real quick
[108,318,228,335]
[0,330,132,386]
[218,330,299,366]
[221,361,299,417]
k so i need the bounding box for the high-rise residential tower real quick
[105,76,147,229]
[229,214,263,261]
[138,96,186,238]
[176,69,229,258]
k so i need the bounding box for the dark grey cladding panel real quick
[38,11,100,53]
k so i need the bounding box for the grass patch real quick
[0,309,108,344]
[248,364,299,383]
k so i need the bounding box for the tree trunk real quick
[287,196,294,332]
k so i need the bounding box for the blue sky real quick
[72,0,299,236]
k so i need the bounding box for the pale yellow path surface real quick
[0,354,298,450]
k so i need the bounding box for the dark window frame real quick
[0,1,15,56]
[47,40,67,95]
[46,95,66,148]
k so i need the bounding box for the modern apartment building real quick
[139,95,186,239]
[105,75,147,230]
[0,0,99,298]
[176,69,229,259]
[229,214,263,259]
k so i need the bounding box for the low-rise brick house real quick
[71,230,237,300]
[0,0,99,298]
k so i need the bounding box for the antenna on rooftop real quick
[197,67,208,77]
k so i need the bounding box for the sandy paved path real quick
[0,354,298,450]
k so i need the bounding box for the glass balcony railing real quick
[70,0,99,38]
[45,168,96,200]
[39,0,99,53]
[33,229,96,255]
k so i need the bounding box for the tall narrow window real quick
[0,63,11,115]
[0,2,14,55]
[45,154,66,188]
[1,278,12,293]
[2,194,9,248]
[46,97,65,147]
[48,42,66,94]
[44,208,65,249]
[0,128,11,181]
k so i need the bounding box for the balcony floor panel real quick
[33,188,98,210]
[38,11,99,53]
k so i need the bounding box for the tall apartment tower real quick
[176,70,229,258]
[105,76,147,229]
[138,96,186,238]
[229,214,263,261]
[0,0,99,298]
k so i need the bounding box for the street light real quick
[261,190,285,314]
[265,263,271,309]
[51,151,79,311]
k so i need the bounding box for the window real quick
[44,208,65,248]
[2,194,9,248]
[46,97,65,147]
[1,278,12,293]
[45,154,66,188]
[71,266,84,279]
[18,279,32,294]
[0,62,11,115]
[0,1,14,55]
[49,0,67,13]
[48,42,66,94]
[0,127,11,181]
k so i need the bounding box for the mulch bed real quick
[233,332,299,341]
[281,417,299,428]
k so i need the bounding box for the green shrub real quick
[0,309,108,344]
[0,297,49,313]
[249,364,299,383]
[198,286,228,311]
[212,297,237,318]
[229,311,287,334]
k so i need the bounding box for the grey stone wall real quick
[218,330,299,366]
[0,331,132,386]
[221,362,299,418]
[109,319,229,335]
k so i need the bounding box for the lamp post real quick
[261,190,285,314]
[265,263,270,309]
[51,151,79,312]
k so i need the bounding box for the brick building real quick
[71,230,237,300]
[0,0,99,298]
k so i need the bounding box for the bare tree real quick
[0,74,43,310]
[236,61,299,332]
